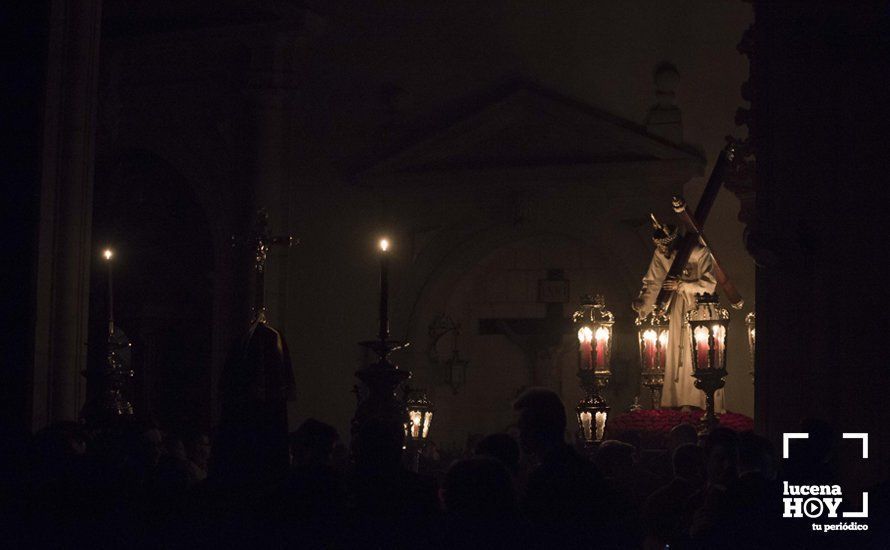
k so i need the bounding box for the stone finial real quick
[646,62,683,143]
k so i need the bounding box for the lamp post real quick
[573,295,613,446]
[686,293,730,432]
[745,312,755,382]
[351,237,412,470]
[636,307,670,409]
[404,388,434,472]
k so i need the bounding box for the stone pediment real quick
[359,83,705,185]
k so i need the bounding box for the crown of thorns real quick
[650,213,678,245]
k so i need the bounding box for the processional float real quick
[641,143,744,429]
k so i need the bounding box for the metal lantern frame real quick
[686,293,730,431]
[576,393,610,444]
[404,390,434,444]
[427,314,470,395]
[686,293,730,373]
[573,294,615,387]
[636,306,670,409]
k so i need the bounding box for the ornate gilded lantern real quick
[573,294,615,387]
[745,312,755,382]
[636,306,670,409]
[686,293,730,431]
[573,295,614,446]
[403,388,433,472]
[404,389,434,443]
[576,393,609,444]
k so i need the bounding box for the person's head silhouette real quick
[672,443,705,482]
[474,433,520,474]
[513,388,566,457]
[595,440,635,478]
[441,456,515,515]
[290,418,338,468]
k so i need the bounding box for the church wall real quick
[81,1,755,442]
[269,1,755,439]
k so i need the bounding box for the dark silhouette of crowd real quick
[1,389,881,549]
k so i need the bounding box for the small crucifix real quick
[233,210,299,323]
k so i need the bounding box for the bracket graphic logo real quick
[782,432,869,531]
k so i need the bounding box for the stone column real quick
[754,2,889,489]
[32,0,103,429]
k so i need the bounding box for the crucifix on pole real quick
[242,210,299,323]
[218,210,299,478]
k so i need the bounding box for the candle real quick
[657,330,669,370]
[577,327,593,369]
[712,324,726,366]
[594,326,609,369]
[694,326,710,369]
[422,411,432,439]
[378,238,390,340]
[642,329,657,370]
[103,248,114,337]
[595,411,607,441]
[409,410,421,439]
[579,411,592,441]
[712,325,725,350]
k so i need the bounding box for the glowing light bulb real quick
[577,326,593,344]
[103,248,114,260]
[379,238,390,252]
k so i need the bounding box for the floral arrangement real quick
[607,409,754,448]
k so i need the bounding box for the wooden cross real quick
[655,143,744,310]
[672,196,744,309]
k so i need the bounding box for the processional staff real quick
[219,211,299,478]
